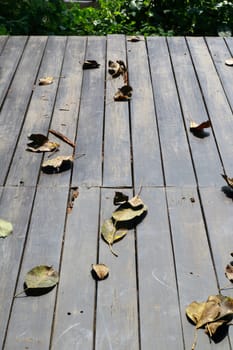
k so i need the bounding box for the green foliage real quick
[0,0,233,36]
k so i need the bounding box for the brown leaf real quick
[39,76,53,85]
[101,219,127,257]
[67,187,79,213]
[225,58,233,66]
[186,295,233,337]
[108,60,127,79]
[91,264,109,280]
[113,191,129,205]
[225,262,233,282]
[27,133,59,152]
[127,36,141,42]
[190,120,211,131]
[221,174,233,189]
[114,85,133,101]
[49,129,75,148]
[41,155,73,174]
[83,60,100,69]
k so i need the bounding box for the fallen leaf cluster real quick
[187,252,233,349]
[101,191,147,257]
[108,60,133,101]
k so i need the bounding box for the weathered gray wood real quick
[147,37,196,186]
[0,36,47,186]
[206,37,233,112]
[0,186,35,349]
[166,187,230,350]
[0,35,7,53]
[0,36,27,108]
[187,37,233,176]
[4,186,68,350]
[6,36,67,187]
[51,187,99,350]
[136,187,184,349]
[103,35,132,187]
[72,36,106,187]
[95,188,139,350]
[199,187,233,290]
[127,37,164,187]
[38,36,86,187]
[167,37,223,187]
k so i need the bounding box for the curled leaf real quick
[0,219,13,238]
[27,133,59,152]
[127,36,141,42]
[101,219,127,257]
[190,120,211,131]
[108,60,127,79]
[225,58,233,66]
[83,60,100,69]
[91,264,109,280]
[114,85,133,101]
[39,76,53,85]
[186,295,233,337]
[113,191,129,205]
[41,155,73,174]
[112,195,147,229]
[25,265,59,289]
[221,174,233,189]
[225,262,233,282]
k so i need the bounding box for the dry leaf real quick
[25,265,59,289]
[225,58,233,66]
[186,294,233,349]
[0,219,13,238]
[221,174,233,189]
[67,187,79,213]
[114,85,133,101]
[190,120,211,131]
[108,60,127,79]
[112,195,147,229]
[91,264,109,280]
[83,60,100,69]
[39,76,53,85]
[225,262,233,282]
[41,155,73,174]
[127,36,141,42]
[27,133,59,152]
[101,219,127,256]
[113,191,129,205]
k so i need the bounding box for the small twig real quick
[49,129,75,148]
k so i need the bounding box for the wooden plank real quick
[6,36,67,187]
[0,36,27,108]
[127,37,164,187]
[95,188,139,349]
[51,187,99,350]
[166,187,230,350]
[147,37,196,186]
[206,37,233,111]
[199,187,233,347]
[4,186,68,350]
[0,186,35,349]
[136,187,184,349]
[187,37,233,176]
[72,36,106,187]
[0,36,47,186]
[0,36,8,53]
[103,35,132,187]
[167,37,223,187]
[38,36,86,187]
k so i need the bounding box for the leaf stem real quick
[109,244,118,257]
[14,287,29,298]
[191,328,198,350]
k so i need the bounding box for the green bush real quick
[0,0,232,36]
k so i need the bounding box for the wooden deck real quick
[1,35,233,350]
